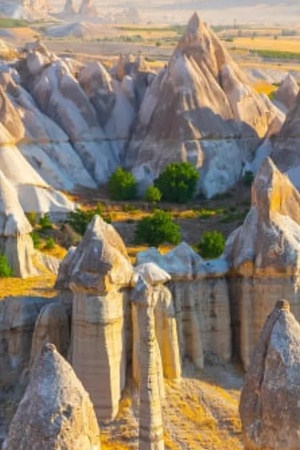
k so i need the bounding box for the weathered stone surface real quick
[137,245,231,367]
[126,12,278,198]
[274,73,299,111]
[240,300,300,450]
[0,296,50,433]
[30,302,70,365]
[78,0,98,16]
[58,216,133,421]
[225,157,300,368]
[131,276,165,450]
[3,343,100,450]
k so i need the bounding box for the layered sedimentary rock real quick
[131,275,165,450]
[0,170,38,278]
[30,302,70,365]
[224,157,300,368]
[240,300,300,450]
[126,12,278,198]
[271,90,300,189]
[137,242,231,368]
[57,215,133,421]
[274,73,299,111]
[3,343,100,450]
[0,296,49,432]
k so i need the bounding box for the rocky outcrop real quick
[0,296,49,432]
[224,157,300,368]
[0,170,38,278]
[3,343,100,450]
[78,0,98,16]
[126,12,278,198]
[131,275,165,450]
[239,300,300,450]
[274,73,299,111]
[64,0,76,15]
[137,242,231,368]
[30,302,70,366]
[271,90,300,189]
[59,215,133,421]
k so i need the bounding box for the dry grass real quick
[232,36,300,52]
[41,243,67,260]
[0,273,56,299]
[253,81,277,96]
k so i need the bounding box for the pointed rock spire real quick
[240,300,300,450]
[3,343,100,450]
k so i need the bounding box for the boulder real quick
[224,157,300,368]
[240,300,300,450]
[3,343,100,450]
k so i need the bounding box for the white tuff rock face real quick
[126,12,279,198]
[240,300,300,450]
[274,73,299,111]
[3,343,100,450]
[224,157,300,368]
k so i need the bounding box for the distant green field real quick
[0,18,28,28]
[116,25,185,35]
[250,49,300,60]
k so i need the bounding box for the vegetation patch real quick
[135,210,181,247]
[0,253,13,278]
[154,162,199,203]
[197,230,225,259]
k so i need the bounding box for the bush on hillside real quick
[108,168,137,201]
[154,162,199,203]
[135,210,181,247]
[197,230,225,259]
[44,237,56,250]
[66,204,111,236]
[30,231,41,249]
[145,186,162,203]
[0,253,13,278]
[243,170,254,186]
[39,214,53,231]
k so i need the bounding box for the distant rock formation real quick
[78,0,98,17]
[0,0,50,20]
[64,0,76,15]
[224,157,300,368]
[137,242,231,367]
[126,12,279,198]
[274,73,299,111]
[271,90,300,190]
[239,300,300,450]
[3,343,100,450]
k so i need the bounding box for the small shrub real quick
[108,168,137,201]
[44,237,56,250]
[0,253,13,277]
[243,170,254,186]
[66,204,110,236]
[31,231,41,249]
[25,211,37,226]
[145,186,162,203]
[122,203,139,213]
[197,231,225,259]
[135,210,181,247]
[39,214,53,231]
[154,162,199,203]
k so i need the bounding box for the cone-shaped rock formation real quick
[274,73,299,111]
[240,300,300,450]
[3,343,100,450]
[224,157,300,368]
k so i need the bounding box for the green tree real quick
[197,231,225,259]
[66,204,110,236]
[145,186,162,203]
[0,253,13,277]
[108,168,137,201]
[135,210,181,247]
[154,162,199,203]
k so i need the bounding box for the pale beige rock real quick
[225,157,300,368]
[3,343,100,450]
[30,302,70,365]
[0,296,49,432]
[131,276,165,450]
[240,300,300,450]
[274,74,299,111]
[62,216,133,421]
